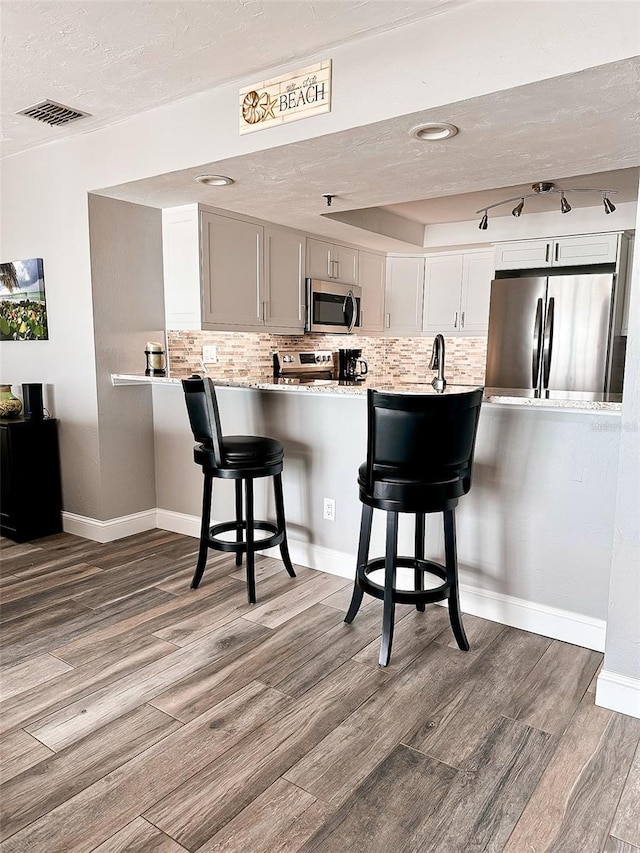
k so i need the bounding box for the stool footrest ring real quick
[358,557,450,606]
[207,520,284,554]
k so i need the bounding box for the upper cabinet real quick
[385,256,424,335]
[307,238,358,286]
[423,250,494,335]
[358,251,386,333]
[494,233,620,270]
[163,205,306,333]
[162,205,202,330]
[264,227,306,331]
[201,211,263,328]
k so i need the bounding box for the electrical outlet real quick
[202,345,217,363]
[323,497,335,522]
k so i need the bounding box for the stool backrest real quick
[365,388,483,494]
[182,375,224,466]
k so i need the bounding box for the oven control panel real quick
[274,350,335,377]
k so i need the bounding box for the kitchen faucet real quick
[429,334,447,392]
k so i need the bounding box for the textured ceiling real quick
[1,0,473,159]
[98,58,640,251]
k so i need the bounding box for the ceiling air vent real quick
[17,100,91,127]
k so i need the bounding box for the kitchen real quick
[1,2,639,847]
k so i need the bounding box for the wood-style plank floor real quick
[1,530,638,853]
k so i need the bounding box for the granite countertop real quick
[111,374,622,412]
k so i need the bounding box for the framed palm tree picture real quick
[0,258,48,341]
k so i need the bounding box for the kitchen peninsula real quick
[113,368,621,656]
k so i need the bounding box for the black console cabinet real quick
[0,417,63,542]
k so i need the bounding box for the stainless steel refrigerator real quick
[484,272,616,397]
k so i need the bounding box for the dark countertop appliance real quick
[338,348,368,382]
[306,278,361,334]
[485,268,619,396]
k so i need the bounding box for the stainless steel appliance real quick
[273,349,336,384]
[485,271,616,396]
[306,278,361,334]
[338,348,368,381]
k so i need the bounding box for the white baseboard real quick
[62,510,157,543]
[64,507,606,652]
[596,669,640,719]
[154,509,201,538]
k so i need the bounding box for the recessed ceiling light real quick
[409,122,459,141]
[196,174,235,186]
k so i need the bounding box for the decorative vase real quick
[0,385,23,418]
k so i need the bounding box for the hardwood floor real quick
[1,530,638,852]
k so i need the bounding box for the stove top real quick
[273,350,336,380]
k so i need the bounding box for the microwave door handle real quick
[532,297,544,388]
[542,297,555,390]
[346,290,357,333]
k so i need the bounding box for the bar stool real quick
[345,388,483,666]
[182,375,295,603]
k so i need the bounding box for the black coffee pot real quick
[338,348,368,381]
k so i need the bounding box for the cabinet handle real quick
[461,311,465,329]
[454,311,458,329]
[386,313,391,329]
[333,259,339,279]
[327,254,332,278]
[545,243,550,263]
[262,301,267,321]
[555,242,559,262]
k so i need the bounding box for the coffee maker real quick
[338,348,368,382]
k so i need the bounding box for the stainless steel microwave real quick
[306,278,361,334]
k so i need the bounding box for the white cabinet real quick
[162,205,201,330]
[495,233,620,270]
[264,227,305,331]
[201,211,263,328]
[358,251,386,333]
[385,256,424,335]
[423,250,494,335]
[306,238,358,286]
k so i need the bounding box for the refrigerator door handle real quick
[542,297,555,389]
[532,298,544,388]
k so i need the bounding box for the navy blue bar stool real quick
[345,388,483,666]
[182,375,295,603]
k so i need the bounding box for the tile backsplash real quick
[167,331,487,386]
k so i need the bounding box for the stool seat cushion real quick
[195,435,283,470]
[358,462,466,508]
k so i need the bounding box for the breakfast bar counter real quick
[112,374,622,412]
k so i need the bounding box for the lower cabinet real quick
[0,418,63,542]
[423,249,494,335]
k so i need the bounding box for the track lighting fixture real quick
[475,182,618,229]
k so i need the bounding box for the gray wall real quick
[89,195,164,520]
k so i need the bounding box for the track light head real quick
[560,193,571,214]
[512,199,525,217]
[603,195,616,214]
[479,212,488,230]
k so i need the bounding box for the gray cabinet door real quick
[385,256,424,335]
[359,251,385,332]
[460,250,494,333]
[264,227,305,331]
[332,244,358,286]
[306,238,333,280]
[201,212,263,327]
